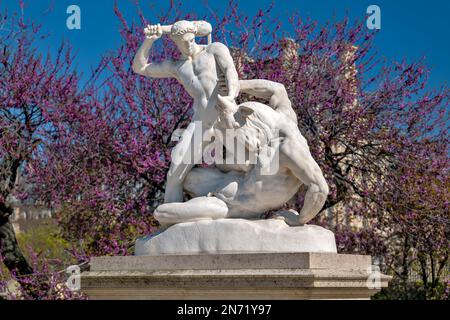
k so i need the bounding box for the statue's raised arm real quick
[132,23,175,78]
[152,21,213,40]
[132,21,213,79]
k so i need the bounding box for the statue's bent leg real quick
[164,121,204,203]
[183,167,231,198]
[282,142,329,225]
[154,196,229,225]
[298,178,328,224]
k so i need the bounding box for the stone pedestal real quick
[81,252,391,300]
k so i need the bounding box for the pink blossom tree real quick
[0,5,88,291]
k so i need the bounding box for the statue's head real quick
[170,20,198,57]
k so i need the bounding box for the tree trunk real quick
[418,255,428,291]
[0,156,40,297]
[0,212,43,299]
[0,155,33,276]
[0,216,33,276]
[401,235,410,282]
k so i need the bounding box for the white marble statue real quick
[133,20,333,255]
[153,79,329,227]
[132,21,240,204]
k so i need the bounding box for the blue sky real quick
[1,0,449,89]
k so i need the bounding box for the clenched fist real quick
[144,24,163,40]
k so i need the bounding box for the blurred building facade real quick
[8,172,53,233]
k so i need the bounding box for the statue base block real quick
[80,252,391,300]
[135,219,337,255]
